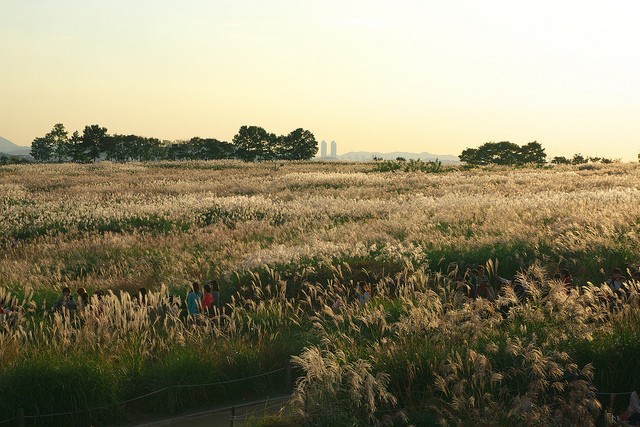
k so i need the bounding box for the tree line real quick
[460,141,618,166]
[459,141,547,166]
[30,124,318,163]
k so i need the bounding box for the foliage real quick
[30,136,53,162]
[552,154,617,166]
[372,159,443,173]
[49,123,70,162]
[30,124,74,163]
[105,134,164,162]
[460,141,546,166]
[372,160,402,172]
[189,137,237,160]
[572,153,588,165]
[80,124,109,163]
[551,156,571,165]
[291,347,399,426]
[234,125,278,161]
[277,128,318,161]
[403,159,442,173]
[0,155,29,165]
[233,125,318,162]
[29,123,318,163]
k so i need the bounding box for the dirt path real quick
[131,395,292,427]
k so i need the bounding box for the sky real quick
[1,0,639,160]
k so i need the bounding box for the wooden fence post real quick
[285,358,292,391]
[229,406,235,427]
[168,386,175,415]
[17,408,25,427]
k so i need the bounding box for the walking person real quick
[607,268,626,298]
[187,282,203,317]
[607,268,625,291]
[77,287,89,308]
[210,280,220,311]
[202,283,214,316]
[53,287,78,312]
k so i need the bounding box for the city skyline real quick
[319,140,338,158]
[1,1,639,161]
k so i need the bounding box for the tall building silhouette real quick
[320,140,327,158]
[330,140,337,157]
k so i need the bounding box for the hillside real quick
[0,135,29,154]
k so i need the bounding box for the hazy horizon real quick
[2,1,639,161]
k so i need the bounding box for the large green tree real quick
[30,136,54,162]
[136,137,163,161]
[106,134,164,162]
[68,131,85,162]
[459,147,487,165]
[103,134,128,162]
[233,126,277,161]
[48,123,70,162]
[571,153,587,165]
[460,141,547,166]
[519,141,547,164]
[165,140,191,160]
[277,128,318,160]
[80,125,108,162]
[30,123,70,162]
[551,156,571,165]
[191,137,236,160]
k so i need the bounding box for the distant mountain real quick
[0,136,31,156]
[335,151,459,163]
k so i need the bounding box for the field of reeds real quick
[1,160,640,426]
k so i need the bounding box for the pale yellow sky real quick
[1,1,639,160]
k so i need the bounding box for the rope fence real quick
[596,390,635,396]
[7,362,292,426]
[4,360,635,426]
[173,367,287,389]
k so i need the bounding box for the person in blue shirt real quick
[187,282,203,316]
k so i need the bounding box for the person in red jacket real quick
[202,283,214,316]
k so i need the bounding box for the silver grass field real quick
[1,161,639,426]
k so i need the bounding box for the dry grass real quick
[1,161,640,425]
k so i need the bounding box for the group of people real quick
[331,282,371,312]
[14,264,639,324]
[0,301,14,324]
[463,264,640,303]
[46,282,221,320]
[465,265,497,300]
[52,286,105,312]
[186,280,221,317]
